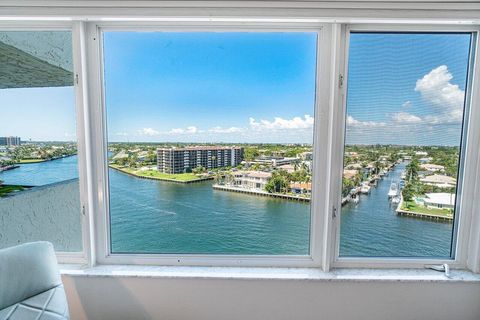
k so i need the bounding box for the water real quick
[0,157,454,257]
[340,162,453,257]
[0,156,78,186]
[108,169,310,254]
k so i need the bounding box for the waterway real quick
[0,156,453,257]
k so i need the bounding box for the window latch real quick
[339,74,344,88]
[425,263,451,278]
[332,206,337,219]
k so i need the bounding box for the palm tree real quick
[406,157,420,182]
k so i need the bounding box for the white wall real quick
[63,275,480,320]
[0,179,82,252]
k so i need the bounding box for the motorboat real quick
[360,182,371,194]
[388,182,398,198]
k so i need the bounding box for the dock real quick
[212,184,310,202]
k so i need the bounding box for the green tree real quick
[342,178,355,197]
[402,183,415,202]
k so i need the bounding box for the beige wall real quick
[63,275,480,320]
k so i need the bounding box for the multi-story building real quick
[157,146,243,174]
[0,136,21,146]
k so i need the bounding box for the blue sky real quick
[345,33,471,146]
[0,32,471,145]
[103,32,317,143]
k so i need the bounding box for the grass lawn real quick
[17,159,48,164]
[109,164,204,182]
[402,200,453,218]
[0,185,25,197]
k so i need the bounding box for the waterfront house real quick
[230,170,272,191]
[422,193,456,210]
[290,182,312,195]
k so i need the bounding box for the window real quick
[0,30,83,253]
[339,32,473,258]
[0,19,478,270]
[102,31,318,255]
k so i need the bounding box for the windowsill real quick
[60,264,480,283]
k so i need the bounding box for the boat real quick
[400,171,406,180]
[391,196,400,204]
[349,193,359,204]
[388,182,398,198]
[360,182,371,194]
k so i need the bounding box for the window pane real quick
[340,32,471,257]
[0,31,82,252]
[103,32,317,254]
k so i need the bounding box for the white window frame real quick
[1,16,480,272]
[84,21,335,267]
[329,24,480,269]
[0,20,91,265]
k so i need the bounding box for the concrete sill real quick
[60,265,480,283]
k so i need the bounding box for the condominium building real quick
[0,136,21,146]
[157,146,244,174]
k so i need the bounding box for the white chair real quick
[0,242,70,319]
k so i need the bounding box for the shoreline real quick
[0,164,19,172]
[396,195,453,222]
[16,153,77,164]
[213,184,310,202]
[109,165,213,184]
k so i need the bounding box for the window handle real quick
[425,263,451,278]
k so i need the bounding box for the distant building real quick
[157,146,243,174]
[415,151,428,156]
[254,156,299,167]
[0,136,21,146]
[277,164,295,173]
[420,174,456,188]
[420,163,445,173]
[298,152,313,161]
[419,157,433,163]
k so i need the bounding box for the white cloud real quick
[208,126,244,133]
[137,128,160,136]
[415,65,465,123]
[402,101,412,108]
[168,126,199,134]
[346,115,385,127]
[391,112,422,124]
[249,115,314,131]
[115,132,129,136]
